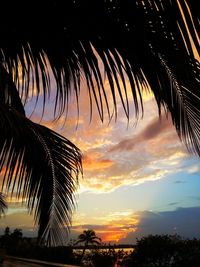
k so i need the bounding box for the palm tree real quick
[75,230,101,260]
[0,0,199,245]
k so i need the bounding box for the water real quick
[73,247,133,267]
[73,247,134,254]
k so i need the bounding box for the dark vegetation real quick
[0,227,78,265]
[123,235,200,267]
[1,228,200,266]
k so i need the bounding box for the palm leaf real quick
[0,192,7,216]
[0,64,25,115]
[0,1,199,156]
[75,230,101,245]
[0,104,82,246]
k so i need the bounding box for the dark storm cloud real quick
[120,206,200,244]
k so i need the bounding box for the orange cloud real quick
[0,211,35,229]
[98,228,129,243]
[83,154,113,171]
[72,210,140,243]
[72,224,137,243]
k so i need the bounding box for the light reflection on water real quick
[73,247,134,254]
[73,247,134,267]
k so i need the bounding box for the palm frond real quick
[75,230,101,245]
[0,1,199,156]
[0,192,7,216]
[0,104,82,246]
[0,64,25,115]
[91,239,101,245]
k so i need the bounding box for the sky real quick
[1,73,200,245]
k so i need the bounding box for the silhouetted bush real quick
[173,239,200,267]
[121,235,200,267]
[89,249,117,267]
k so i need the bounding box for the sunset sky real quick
[0,73,200,244]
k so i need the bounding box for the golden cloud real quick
[72,210,140,243]
[0,211,35,229]
[83,153,113,171]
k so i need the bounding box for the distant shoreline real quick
[72,244,135,250]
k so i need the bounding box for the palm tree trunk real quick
[81,241,88,261]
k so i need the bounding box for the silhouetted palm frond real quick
[0,192,7,216]
[0,104,82,246]
[0,1,199,152]
[0,65,25,116]
[76,230,102,245]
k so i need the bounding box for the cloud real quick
[3,99,190,196]
[79,113,185,193]
[168,202,179,206]
[83,153,113,171]
[187,164,200,174]
[188,196,200,203]
[71,210,139,243]
[70,206,200,244]
[119,206,200,244]
[109,115,173,153]
[0,211,36,237]
[70,225,125,243]
[29,85,192,195]
[71,224,132,243]
[174,180,186,184]
[78,113,188,193]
